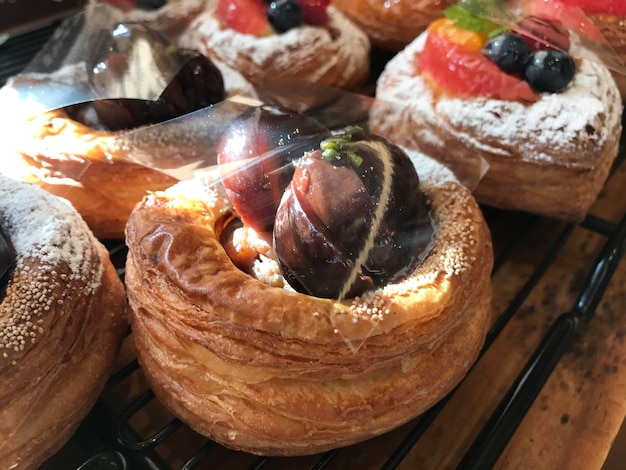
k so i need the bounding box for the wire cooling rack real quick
[2,19,626,470]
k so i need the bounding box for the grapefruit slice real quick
[217,0,273,36]
[418,32,538,102]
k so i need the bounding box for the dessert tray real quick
[1,12,625,470]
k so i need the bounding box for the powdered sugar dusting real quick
[176,3,369,88]
[0,177,104,359]
[403,147,458,187]
[376,32,621,167]
[0,177,103,288]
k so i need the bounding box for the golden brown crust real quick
[0,178,128,469]
[1,59,254,240]
[5,109,178,240]
[124,164,493,455]
[374,33,623,221]
[332,0,452,50]
[176,4,371,90]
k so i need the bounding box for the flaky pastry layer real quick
[333,0,451,50]
[3,109,177,240]
[374,32,623,221]
[124,160,493,455]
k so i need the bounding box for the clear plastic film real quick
[0,10,490,351]
[455,0,626,76]
[111,81,489,351]
[117,81,489,190]
[0,10,237,239]
[0,11,225,120]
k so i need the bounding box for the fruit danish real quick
[124,110,493,456]
[175,0,371,90]
[0,23,254,240]
[374,9,623,221]
[332,0,452,50]
[0,176,127,469]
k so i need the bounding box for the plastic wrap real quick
[4,13,197,114]
[457,0,626,75]
[111,82,490,350]
[0,12,241,239]
[0,11,492,349]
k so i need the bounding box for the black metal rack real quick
[2,19,625,470]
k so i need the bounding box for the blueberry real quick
[266,0,303,33]
[136,0,167,10]
[524,49,575,93]
[482,32,531,74]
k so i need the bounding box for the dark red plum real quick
[273,127,434,299]
[217,105,331,232]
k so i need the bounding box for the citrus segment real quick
[418,32,538,102]
[217,0,273,36]
[428,18,489,52]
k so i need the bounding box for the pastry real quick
[124,113,493,456]
[84,0,206,37]
[0,176,127,469]
[0,23,254,240]
[175,0,371,90]
[374,10,623,221]
[332,0,452,50]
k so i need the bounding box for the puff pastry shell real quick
[124,150,493,456]
[332,0,451,50]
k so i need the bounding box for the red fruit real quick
[273,129,433,298]
[217,106,330,232]
[418,32,537,102]
[217,0,272,36]
[298,0,330,25]
[554,0,626,16]
[515,15,571,51]
[524,0,606,42]
[107,0,136,11]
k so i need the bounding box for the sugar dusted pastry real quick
[0,176,127,469]
[124,114,493,456]
[176,0,371,90]
[374,8,623,221]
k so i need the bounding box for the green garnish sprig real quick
[319,126,365,169]
[444,0,511,38]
